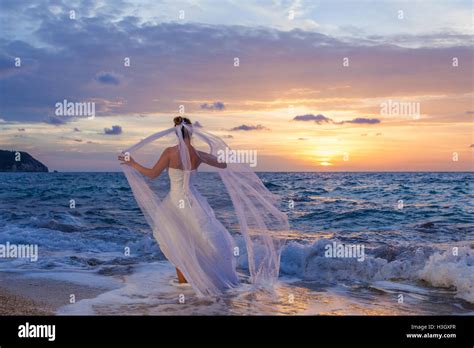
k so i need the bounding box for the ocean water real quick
[0,171,472,315]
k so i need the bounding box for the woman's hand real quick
[118,152,136,167]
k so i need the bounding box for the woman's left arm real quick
[197,150,227,169]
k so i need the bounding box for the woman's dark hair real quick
[173,116,192,139]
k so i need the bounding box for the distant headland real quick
[0,150,49,172]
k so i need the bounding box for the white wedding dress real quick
[158,167,239,295]
[122,123,289,298]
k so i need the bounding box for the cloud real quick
[365,32,473,48]
[342,118,381,125]
[0,2,471,125]
[104,125,122,135]
[293,114,332,124]
[293,114,381,125]
[61,136,83,143]
[230,124,269,131]
[95,71,121,85]
[200,102,225,111]
[45,116,67,125]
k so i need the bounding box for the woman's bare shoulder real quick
[165,145,179,153]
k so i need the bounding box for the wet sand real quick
[0,273,108,315]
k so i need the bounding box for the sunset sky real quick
[0,0,473,171]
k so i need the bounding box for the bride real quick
[118,116,288,298]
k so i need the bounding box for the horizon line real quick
[2,170,473,174]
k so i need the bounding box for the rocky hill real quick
[0,150,49,172]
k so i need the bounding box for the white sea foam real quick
[57,261,191,315]
[57,241,473,316]
[418,246,473,303]
[277,239,473,303]
[279,239,425,282]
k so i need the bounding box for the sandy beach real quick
[0,287,53,315]
[0,273,107,315]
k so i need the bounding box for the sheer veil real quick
[122,123,289,296]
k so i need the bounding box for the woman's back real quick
[167,145,201,170]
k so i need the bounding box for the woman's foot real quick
[176,268,188,283]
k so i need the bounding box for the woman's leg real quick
[176,268,187,283]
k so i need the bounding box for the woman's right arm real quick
[118,148,170,179]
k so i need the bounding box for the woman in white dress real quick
[118,117,288,298]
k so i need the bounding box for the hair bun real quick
[173,116,183,125]
[173,116,191,126]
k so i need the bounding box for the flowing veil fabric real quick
[122,124,289,297]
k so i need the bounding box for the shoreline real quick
[0,272,109,316]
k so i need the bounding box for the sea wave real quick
[418,246,473,303]
[239,238,474,303]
